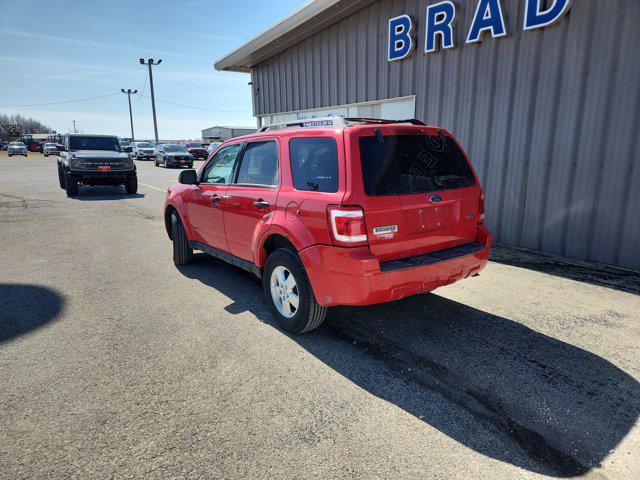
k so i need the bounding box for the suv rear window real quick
[359,134,475,196]
[290,138,338,192]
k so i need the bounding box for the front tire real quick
[171,212,193,265]
[65,173,78,197]
[57,164,66,189]
[263,248,327,334]
[125,175,138,194]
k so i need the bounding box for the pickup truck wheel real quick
[171,212,193,265]
[125,175,138,194]
[57,165,66,189]
[263,248,327,334]
[65,173,79,197]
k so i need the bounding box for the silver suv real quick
[7,142,28,157]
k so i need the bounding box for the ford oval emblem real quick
[430,195,442,203]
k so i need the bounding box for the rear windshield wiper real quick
[435,174,467,186]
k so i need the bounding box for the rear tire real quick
[65,173,78,197]
[125,175,138,194]
[263,248,327,334]
[171,212,193,265]
[154,156,159,167]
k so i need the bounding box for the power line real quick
[135,70,148,102]
[0,92,121,108]
[0,89,250,114]
[139,94,249,113]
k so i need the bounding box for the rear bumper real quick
[299,225,492,307]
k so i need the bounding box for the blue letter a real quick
[466,0,507,44]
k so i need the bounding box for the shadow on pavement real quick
[178,254,640,477]
[490,243,640,296]
[71,185,145,201]
[0,284,64,343]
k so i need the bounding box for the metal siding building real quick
[217,0,640,270]
[202,126,256,142]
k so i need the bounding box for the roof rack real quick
[258,117,426,132]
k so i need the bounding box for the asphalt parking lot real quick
[1,152,639,479]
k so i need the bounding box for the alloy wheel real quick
[270,266,299,318]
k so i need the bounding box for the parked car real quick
[7,142,28,157]
[28,141,42,152]
[130,141,155,160]
[57,134,137,197]
[43,143,60,156]
[206,141,222,156]
[154,144,193,168]
[0,141,8,151]
[164,118,491,334]
[181,142,208,160]
[120,139,132,153]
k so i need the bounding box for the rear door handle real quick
[253,200,269,209]
[210,195,222,207]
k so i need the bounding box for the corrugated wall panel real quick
[589,0,640,266]
[251,0,640,270]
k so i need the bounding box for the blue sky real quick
[0,0,306,139]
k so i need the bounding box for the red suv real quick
[164,118,491,333]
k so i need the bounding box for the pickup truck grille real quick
[73,161,132,171]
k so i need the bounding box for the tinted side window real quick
[290,138,338,193]
[201,144,242,184]
[235,141,278,187]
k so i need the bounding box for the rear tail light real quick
[327,206,368,244]
[479,193,485,223]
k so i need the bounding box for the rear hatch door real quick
[349,127,481,262]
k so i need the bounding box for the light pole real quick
[121,88,138,141]
[139,58,162,143]
[72,120,77,133]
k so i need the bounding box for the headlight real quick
[70,159,83,168]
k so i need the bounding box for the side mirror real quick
[179,169,198,185]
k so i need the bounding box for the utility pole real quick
[72,120,77,133]
[139,58,162,143]
[121,88,138,141]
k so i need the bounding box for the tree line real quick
[0,114,54,140]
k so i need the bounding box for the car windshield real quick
[69,136,121,151]
[359,133,476,195]
[9,142,25,146]
[136,142,153,148]
[163,145,185,152]
[186,143,202,149]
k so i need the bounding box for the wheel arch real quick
[164,198,194,241]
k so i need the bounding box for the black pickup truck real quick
[57,134,138,197]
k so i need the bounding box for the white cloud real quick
[0,29,197,60]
